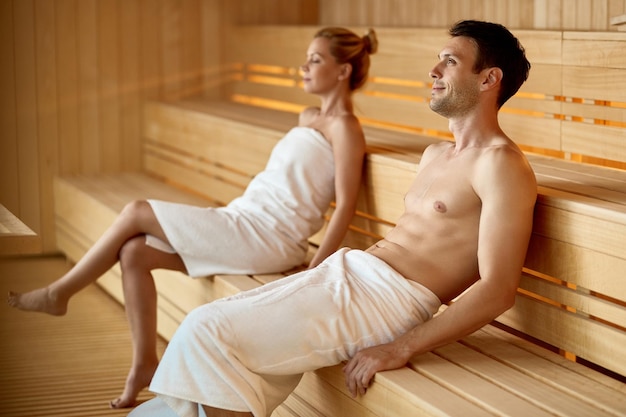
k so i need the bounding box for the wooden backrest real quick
[507,157,626,377]
[142,100,282,205]
[223,26,626,167]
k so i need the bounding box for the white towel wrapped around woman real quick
[146,126,335,277]
[144,248,441,417]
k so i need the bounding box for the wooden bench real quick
[54,25,626,417]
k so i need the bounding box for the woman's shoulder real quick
[298,106,321,126]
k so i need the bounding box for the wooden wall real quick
[0,0,221,253]
[319,0,626,31]
[2,0,625,255]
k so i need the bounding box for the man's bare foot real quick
[109,361,159,409]
[7,288,68,316]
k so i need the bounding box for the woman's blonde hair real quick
[314,27,378,91]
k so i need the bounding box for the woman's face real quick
[300,37,345,95]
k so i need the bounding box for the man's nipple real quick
[433,200,447,213]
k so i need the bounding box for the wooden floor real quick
[0,255,167,417]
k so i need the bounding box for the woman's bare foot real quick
[7,288,68,316]
[109,361,159,409]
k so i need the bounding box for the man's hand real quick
[342,342,410,398]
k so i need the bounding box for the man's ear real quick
[481,67,503,91]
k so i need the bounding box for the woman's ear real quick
[338,63,352,81]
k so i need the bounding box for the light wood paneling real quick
[319,0,626,31]
[1,0,223,253]
[222,25,626,167]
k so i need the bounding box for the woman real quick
[8,26,378,409]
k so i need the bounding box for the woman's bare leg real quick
[7,200,166,315]
[110,235,187,409]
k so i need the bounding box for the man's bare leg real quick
[109,236,187,408]
[7,200,166,315]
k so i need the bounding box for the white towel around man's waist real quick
[148,248,441,417]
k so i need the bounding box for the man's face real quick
[429,36,482,118]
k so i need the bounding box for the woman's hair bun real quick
[363,28,378,55]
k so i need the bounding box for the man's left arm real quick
[343,149,537,397]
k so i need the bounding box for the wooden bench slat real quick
[500,112,563,150]
[311,364,491,417]
[410,351,557,417]
[562,122,626,162]
[563,67,626,103]
[562,34,626,69]
[462,329,626,415]
[480,324,626,394]
[279,393,325,417]
[533,199,626,261]
[520,272,626,326]
[525,235,626,296]
[498,295,626,376]
[433,342,615,417]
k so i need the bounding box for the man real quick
[130,20,537,417]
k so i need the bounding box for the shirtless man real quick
[343,20,537,397]
[131,20,537,417]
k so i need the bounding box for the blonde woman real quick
[8,27,377,409]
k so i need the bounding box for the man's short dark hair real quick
[449,20,531,108]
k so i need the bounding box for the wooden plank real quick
[13,0,41,245]
[563,66,626,102]
[34,0,60,252]
[525,234,626,296]
[77,0,100,174]
[98,0,121,172]
[410,352,555,417]
[0,0,18,213]
[0,256,167,417]
[119,0,142,170]
[480,322,626,393]
[563,33,626,67]
[533,190,626,258]
[498,293,626,376]
[460,328,626,415]
[143,101,279,176]
[143,153,247,205]
[200,0,222,99]
[530,153,626,205]
[0,204,38,255]
[279,393,325,417]
[180,0,202,98]
[561,101,625,124]
[433,342,615,417]
[139,0,162,100]
[519,273,626,337]
[562,122,626,163]
[161,0,182,100]
[312,363,493,417]
[55,0,80,175]
[500,112,562,150]
[213,274,261,299]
